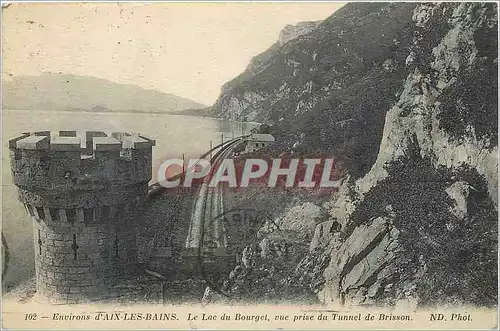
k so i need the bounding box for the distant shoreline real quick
[2,108,262,126]
[2,107,216,118]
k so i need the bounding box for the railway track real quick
[185,136,247,250]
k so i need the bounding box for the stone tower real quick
[8,131,155,304]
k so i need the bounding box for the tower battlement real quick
[9,131,156,194]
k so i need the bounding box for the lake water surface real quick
[2,109,258,289]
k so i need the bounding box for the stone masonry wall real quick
[26,199,143,304]
[9,131,155,304]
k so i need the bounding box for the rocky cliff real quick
[207,2,497,308]
[214,3,418,178]
[318,2,498,308]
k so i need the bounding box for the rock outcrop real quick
[203,203,327,304]
[277,202,326,238]
[278,21,322,46]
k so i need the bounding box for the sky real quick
[2,2,346,105]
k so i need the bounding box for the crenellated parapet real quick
[9,131,155,203]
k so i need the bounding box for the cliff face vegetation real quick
[209,2,498,307]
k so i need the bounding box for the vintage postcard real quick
[1,1,498,330]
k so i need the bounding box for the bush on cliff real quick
[349,137,497,307]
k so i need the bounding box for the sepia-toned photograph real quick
[1,1,498,329]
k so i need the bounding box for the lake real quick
[1,109,258,289]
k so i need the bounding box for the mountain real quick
[204,2,498,308]
[2,73,207,113]
[212,3,418,178]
